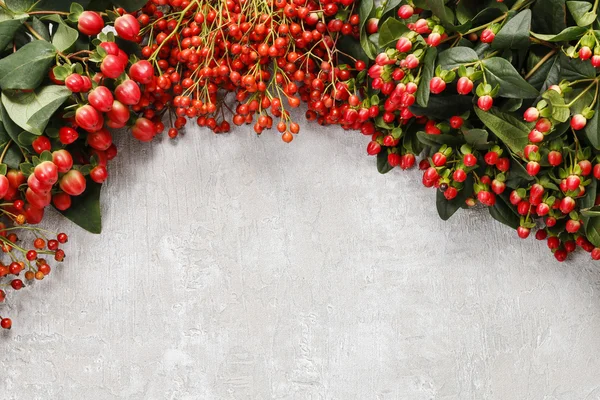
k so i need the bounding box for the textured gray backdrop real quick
[1,121,600,399]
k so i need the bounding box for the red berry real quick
[65,74,86,93]
[463,153,477,167]
[523,107,539,122]
[129,60,154,84]
[115,80,141,105]
[517,226,530,239]
[88,86,114,112]
[131,118,156,142]
[429,77,446,94]
[526,161,540,176]
[57,233,68,243]
[547,150,563,166]
[115,14,141,41]
[397,5,414,19]
[554,249,568,262]
[449,116,464,129]
[579,46,592,60]
[34,161,58,186]
[87,128,113,151]
[559,197,576,214]
[75,105,103,132]
[101,55,126,79]
[52,192,72,211]
[366,141,381,155]
[456,77,473,95]
[78,11,104,36]
[571,114,587,130]
[106,101,130,128]
[59,127,79,145]
[453,169,467,182]
[477,190,496,206]
[1,318,11,329]
[480,29,495,43]
[90,166,108,183]
[59,170,86,196]
[477,95,493,111]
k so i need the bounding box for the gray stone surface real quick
[1,122,600,399]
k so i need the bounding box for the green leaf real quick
[584,98,600,149]
[437,47,479,70]
[532,0,566,34]
[376,151,393,174]
[531,26,588,42]
[416,131,464,147]
[34,0,91,11]
[30,17,51,41]
[378,18,409,48]
[580,179,597,227]
[482,57,539,98]
[0,101,24,145]
[542,89,570,123]
[4,0,35,12]
[586,217,600,247]
[0,135,23,169]
[492,9,532,50]
[437,175,473,221]
[463,128,489,147]
[475,107,530,154]
[567,1,597,27]
[51,17,79,52]
[489,194,520,229]
[416,47,438,107]
[0,40,56,90]
[337,35,368,63]
[359,0,376,59]
[58,180,102,234]
[560,52,596,80]
[425,0,455,28]
[111,0,148,11]
[527,53,560,91]
[1,85,71,136]
[382,0,403,15]
[0,12,27,51]
[410,94,473,120]
[582,206,600,218]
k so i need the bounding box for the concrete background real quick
[1,121,600,399]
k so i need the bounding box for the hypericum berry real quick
[571,114,587,130]
[536,203,550,216]
[129,60,154,84]
[429,77,446,94]
[88,86,114,112]
[59,127,79,145]
[34,161,58,186]
[523,107,539,122]
[535,229,548,240]
[453,169,467,182]
[75,105,103,132]
[366,141,381,155]
[535,118,552,133]
[524,144,539,160]
[432,152,447,167]
[528,129,544,143]
[566,175,581,191]
[491,179,505,194]
[57,233,68,243]
[444,187,458,200]
[115,80,141,106]
[559,196,576,214]
[463,153,477,167]
[396,37,412,53]
[426,33,442,47]
[480,28,495,43]
[484,151,499,165]
[59,170,86,196]
[78,11,104,36]
[477,190,496,206]
[592,248,600,260]
[65,74,85,93]
[32,136,51,154]
[131,118,156,142]
[100,55,125,79]
[517,200,530,215]
[526,161,540,176]
[90,166,108,183]
[366,18,379,34]
[496,157,510,172]
[517,226,530,239]
[555,249,568,262]
[566,219,581,233]
[547,150,563,166]
[397,4,414,19]
[52,192,71,211]
[579,46,592,60]
[400,154,416,169]
[593,55,600,67]
[87,128,112,151]
[456,77,473,95]
[115,14,140,41]
[1,318,11,329]
[106,100,130,128]
[449,116,464,129]
[477,95,493,111]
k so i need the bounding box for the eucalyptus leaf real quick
[0,40,56,90]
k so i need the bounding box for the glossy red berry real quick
[76,105,103,132]
[571,114,587,130]
[59,127,79,145]
[397,5,414,19]
[88,86,114,112]
[59,170,86,196]
[32,136,51,154]
[1,318,11,329]
[115,14,141,41]
[78,11,104,36]
[131,118,156,142]
[129,60,154,84]
[456,77,473,95]
[477,95,493,111]
[115,80,141,105]
[100,55,125,79]
[90,166,108,183]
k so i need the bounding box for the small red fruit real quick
[88,86,114,112]
[59,127,79,145]
[115,14,141,41]
[570,114,587,130]
[115,80,141,105]
[59,170,87,196]
[75,105,103,132]
[129,60,154,84]
[78,11,104,36]
[477,95,493,111]
[456,77,473,95]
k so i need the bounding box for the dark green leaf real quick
[359,0,376,59]
[378,18,409,48]
[0,11,27,51]
[51,17,79,52]
[586,217,600,247]
[337,35,368,63]
[527,53,560,91]
[0,40,56,90]
[410,94,473,120]
[580,179,597,227]
[560,52,596,80]
[542,89,570,123]
[463,128,489,147]
[475,107,530,154]
[425,0,455,27]
[437,175,473,220]
[30,17,51,41]
[111,0,148,11]
[489,194,520,229]
[416,131,465,147]
[59,180,102,234]
[483,57,539,98]
[584,98,600,149]
[567,1,597,27]
[382,0,403,15]
[34,0,91,11]
[532,0,566,34]
[1,85,71,136]
[437,47,479,70]
[492,9,532,50]
[416,47,438,107]
[531,26,588,42]
[4,0,35,12]
[0,101,24,145]
[376,151,393,174]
